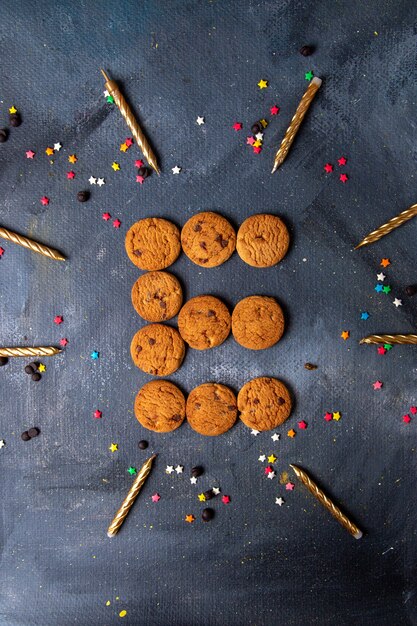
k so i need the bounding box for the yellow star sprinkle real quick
[120,143,128,152]
[45,147,54,156]
[112,162,120,171]
[267,454,277,464]
[198,493,206,502]
[333,412,342,421]
[258,79,268,89]
[68,154,77,164]
[38,363,46,372]
[9,105,17,114]
[109,443,118,452]
[287,429,296,438]
[253,139,262,148]
[260,119,268,128]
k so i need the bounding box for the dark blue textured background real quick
[0,1,416,624]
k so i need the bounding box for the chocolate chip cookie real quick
[130,324,185,376]
[236,214,290,267]
[131,271,183,322]
[232,295,284,350]
[181,212,236,267]
[186,383,237,436]
[125,217,181,270]
[238,377,292,431]
[178,295,231,350]
[134,380,186,432]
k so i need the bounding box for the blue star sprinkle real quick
[374,284,383,293]
[360,312,370,320]
[90,351,99,360]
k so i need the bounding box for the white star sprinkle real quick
[0,440,5,449]
[255,132,263,141]
[97,177,105,186]
[212,487,221,495]
[53,142,62,152]
[251,429,260,436]
[267,471,276,479]
[377,273,386,281]
[196,116,205,125]
[258,455,266,462]
[393,298,403,307]
[175,465,184,474]
[275,497,285,506]
[103,90,110,98]
[88,176,97,185]
[172,166,181,174]
[271,433,280,442]
[165,465,174,474]
[190,476,198,485]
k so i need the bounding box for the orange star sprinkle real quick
[45,147,54,156]
[120,143,128,152]
[380,258,391,268]
[287,429,296,438]
[341,331,350,340]
[68,154,77,163]
[185,514,195,523]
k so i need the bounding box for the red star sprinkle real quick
[125,137,133,147]
[298,420,308,429]
[54,315,63,325]
[0,247,4,257]
[403,414,411,423]
[151,493,161,502]
[136,175,145,184]
[324,163,333,173]
[134,159,144,168]
[66,171,75,179]
[40,196,49,206]
[372,380,383,390]
[59,338,68,347]
[232,122,242,131]
[102,212,111,221]
[324,412,333,421]
[410,406,417,415]
[339,173,349,183]
[264,466,273,475]
[93,409,102,419]
[247,136,255,145]
[285,482,295,491]
[270,105,280,115]
[222,495,231,504]
[253,146,262,154]
[113,219,121,229]
[377,346,387,355]
[25,150,35,159]
[338,156,347,166]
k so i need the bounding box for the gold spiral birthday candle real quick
[355,203,417,249]
[0,226,65,261]
[359,334,417,345]
[0,346,61,358]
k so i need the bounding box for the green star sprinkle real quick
[127,466,137,475]
[383,285,392,294]
[383,344,393,351]
[106,95,115,104]
[305,71,314,81]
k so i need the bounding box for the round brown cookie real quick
[236,214,290,267]
[232,295,284,350]
[125,217,181,270]
[238,377,292,431]
[130,324,185,376]
[186,383,237,436]
[134,380,186,432]
[181,212,236,267]
[131,271,183,322]
[178,295,231,350]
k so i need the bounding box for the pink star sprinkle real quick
[102,212,111,221]
[232,122,242,131]
[298,420,307,429]
[339,173,349,183]
[373,381,383,390]
[54,315,63,325]
[113,219,121,229]
[67,171,75,179]
[25,150,35,159]
[40,196,49,206]
[403,414,411,423]
[59,338,68,347]
[151,493,161,502]
[247,136,255,145]
[324,412,333,421]
[270,105,280,115]
[125,138,133,147]
[134,159,144,168]
[338,156,347,166]
[285,482,295,491]
[324,163,333,173]
[94,410,102,419]
[377,346,387,355]
[222,495,231,504]
[410,406,417,415]
[136,175,145,184]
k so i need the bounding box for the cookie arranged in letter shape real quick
[134,380,186,432]
[125,217,181,270]
[232,295,284,349]
[186,383,237,435]
[131,271,183,322]
[181,212,236,267]
[236,214,289,267]
[178,295,231,350]
[238,377,292,431]
[130,324,185,376]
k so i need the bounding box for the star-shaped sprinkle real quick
[271,433,280,442]
[89,176,97,185]
[247,136,256,145]
[54,315,63,325]
[324,163,333,173]
[94,410,102,419]
[45,146,54,156]
[127,466,137,475]
[260,119,268,128]
[337,156,347,166]
[298,420,307,429]
[175,465,184,474]
[222,495,231,504]
[102,212,111,221]
[373,380,383,390]
[134,159,144,168]
[112,162,120,171]
[40,196,49,206]
[0,439,5,448]
[377,273,386,281]
[383,344,393,351]
[103,90,109,98]
[136,175,145,184]
[232,122,242,131]
[341,330,350,340]
[275,497,285,506]
[410,406,417,415]
[38,363,46,373]
[403,414,411,423]
[59,338,68,347]
[374,284,383,293]
[258,455,266,462]
[0,247,4,257]
[172,166,181,174]
[125,138,133,147]
[393,298,402,307]
[113,219,121,229]
[68,154,77,164]
[106,95,114,104]
[151,493,160,502]
[287,429,296,438]
[185,514,195,523]
[264,466,273,475]
[339,174,348,183]
[196,116,205,125]
[360,312,370,320]
[267,471,276,480]
[305,71,313,81]
[198,493,206,502]
[212,487,221,495]
[9,105,17,114]
[285,482,295,491]
[382,285,392,294]
[377,346,387,355]
[53,142,62,152]
[120,143,128,152]
[190,476,198,485]
[253,139,262,148]
[253,146,262,154]
[25,150,35,159]
[267,454,277,464]
[91,351,99,360]
[324,412,333,421]
[255,132,264,141]
[380,258,391,268]
[165,465,174,474]
[97,178,105,186]
[67,171,75,179]
[109,443,118,452]
[270,105,280,115]
[258,79,268,89]
[251,429,260,436]
[332,411,342,421]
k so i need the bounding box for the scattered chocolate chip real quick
[405,284,417,297]
[204,489,214,501]
[202,507,215,522]
[31,372,41,382]
[24,365,35,375]
[207,310,215,317]
[277,397,285,405]
[9,113,22,127]
[29,361,38,370]
[193,224,202,232]
[21,431,31,441]
[251,123,262,134]
[0,357,8,366]
[138,440,148,449]
[191,466,203,478]
[77,190,90,202]
[137,167,149,178]
[28,427,40,438]
[304,362,318,370]
[133,250,142,256]
[299,45,314,56]
[148,338,156,346]
[0,128,8,143]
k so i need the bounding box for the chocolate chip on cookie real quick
[131,271,183,322]
[238,377,292,431]
[186,383,237,436]
[236,214,290,267]
[134,380,186,432]
[130,324,185,376]
[178,295,231,350]
[232,295,284,350]
[125,217,181,270]
[181,212,236,267]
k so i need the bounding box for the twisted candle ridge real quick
[107,454,157,537]
[355,203,417,249]
[360,334,417,345]
[102,70,160,175]
[272,78,321,173]
[0,227,65,261]
[290,465,362,539]
[0,346,61,357]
